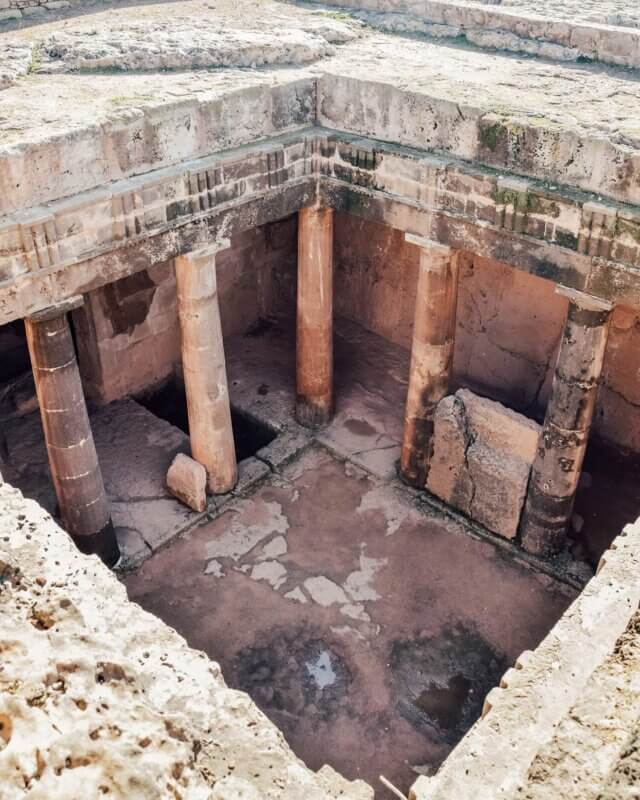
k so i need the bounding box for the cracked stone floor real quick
[3,315,640,795]
[125,444,577,795]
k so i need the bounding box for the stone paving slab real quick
[1,398,200,566]
[226,316,408,480]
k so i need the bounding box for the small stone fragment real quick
[166,454,207,512]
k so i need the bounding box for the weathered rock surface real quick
[427,388,540,539]
[34,16,359,75]
[322,0,640,67]
[167,453,207,512]
[0,41,31,90]
[410,518,640,800]
[0,481,373,799]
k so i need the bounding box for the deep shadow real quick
[137,376,276,462]
[572,437,640,568]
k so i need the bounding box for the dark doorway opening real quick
[137,376,277,463]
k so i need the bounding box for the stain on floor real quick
[125,446,577,796]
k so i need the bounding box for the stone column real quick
[25,298,119,566]
[520,288,613,556]
[400,236,460,487]
[296,206,334,428]
[174,245,237,494]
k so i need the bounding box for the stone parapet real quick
[0,480,373,799]
[318,0,640,69]
[409,516,640,799]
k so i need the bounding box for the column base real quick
[520,492,574,557]
[73,520,120,568]
[398,463,428,489]
[400,417,436,488]
[295,396,332,429]
[207,470,238,496]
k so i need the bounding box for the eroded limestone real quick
[0,482,373,799]
[427,388,540,539]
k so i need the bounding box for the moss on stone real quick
[555,230,579,251]
[479,122,504,153]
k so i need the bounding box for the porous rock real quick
[0,482,373,799]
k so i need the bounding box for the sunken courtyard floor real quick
[125,444,576,795]
[4,316,640,795]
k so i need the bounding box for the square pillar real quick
[400,236,460,487]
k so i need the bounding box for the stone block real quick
[427,388,540,539]
[167,453,207,512]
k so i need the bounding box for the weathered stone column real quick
[25,298,119,566]
[174,245,237,494]
[520,288,613,556]
[400,236,460,487]
[296,206,334,428]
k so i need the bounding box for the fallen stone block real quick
[166,453,207,512]
[427,388,540,539]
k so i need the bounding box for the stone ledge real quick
[409,517,640,800]
[4,129,640,328]
[0,482,373,799]
[319,0,640,69]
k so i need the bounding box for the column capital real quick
[180,239,231,263]
[556,286,614,313]
[28,295,84,323]
[405,233,453,254]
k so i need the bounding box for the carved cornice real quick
[1,127,640,325]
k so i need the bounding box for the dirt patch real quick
[232,625,353,723]
[391,624,507,744]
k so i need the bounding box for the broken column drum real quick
[25,301,119,566]
[520,289,613,556]
[174,246,237,494]
[400,237,460,488]
[296,206,334,428]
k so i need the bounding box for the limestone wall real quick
[334,213,640,453]
[0,478,373,799]
[74,217,297,405]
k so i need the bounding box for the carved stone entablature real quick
[0,134,313,286]
[2,127,640,324]
[317,133,640,273]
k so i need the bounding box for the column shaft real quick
[296,206,334,428]
[25,303,118,566]
[175,247,237,494]
[400,237,460,487]
[520,289,613,556]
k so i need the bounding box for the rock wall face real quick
[74,217,297,405]
[0,479,373,799]
[334,213,640,453]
